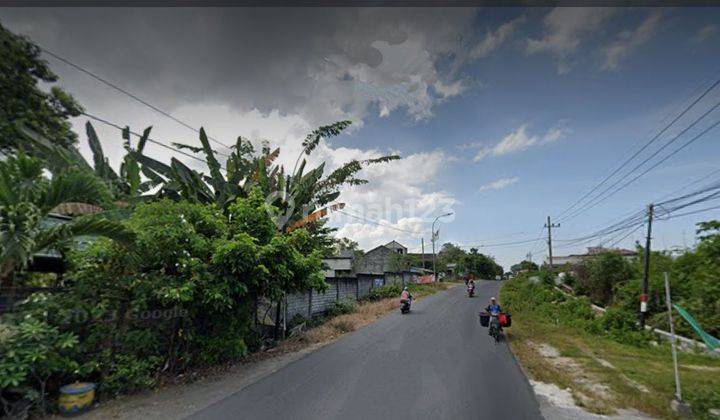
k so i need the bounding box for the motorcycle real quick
[488,312,502,343]
[467,285,475,298]
[400,298,412,314]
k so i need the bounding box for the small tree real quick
[576,252,633,306]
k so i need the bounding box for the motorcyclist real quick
[400,287,413,305]
[485,297,501,314]
[486,297,502,334]
[467,280,475,295]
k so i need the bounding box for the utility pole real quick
[421,238,425,269]
[431,212,453,282]
[544,216,560,270]
[640,203,654,328]
[432,229,439,281]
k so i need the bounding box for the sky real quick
[2,7,720,269]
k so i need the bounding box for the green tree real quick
[388,252,420,272]
[437,242,466,273]
[0,23,83,153]
[511,260,539,274]
[576,252,633,306]
[462,248,502,279]
[0,153,135,286]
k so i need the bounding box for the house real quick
[321,249,355,278]
[551,246,638,268]
[357,240,407,275]
[384,240,407,254]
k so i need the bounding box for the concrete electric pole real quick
[640,203,654,328]
[544,216,560,270]
[432,212,453,281]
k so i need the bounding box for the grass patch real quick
[501,279,720,419]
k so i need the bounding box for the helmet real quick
[403,287,408,291]
[491,297,496,301]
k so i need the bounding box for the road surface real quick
[191,281,542,420]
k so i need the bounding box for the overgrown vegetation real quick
[0,23,405,417]
[503,275,652,346]
[501,275,720,418]
[559,220,720,339]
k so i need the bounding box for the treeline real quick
[436,243,503,279]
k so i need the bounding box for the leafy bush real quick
[1,193,327,415]
[0,318,79,415]
[574,252,633,307]
[590,308,651,346]
[327,299,356,317]
[100,354,161,397]
[366,284,402,300]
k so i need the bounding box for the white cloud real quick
[473,124,570,162]
[526,7,618,74]
[694,24,717,43]
[602,11,663,71]
[469,16,526,60]
[329,150,458,251]
[478,177,519,192]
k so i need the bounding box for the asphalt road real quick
[191,281,542,420]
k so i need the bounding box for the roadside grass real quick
[505,307,720,419]
[275,281,460,353]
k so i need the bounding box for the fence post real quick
[336,279,340,301]
[308,289,313,318]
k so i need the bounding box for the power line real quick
[555,77,720,222]
[555,180,720,252]
[456,237,545,248]
[662,204,720,220]
[334,209,425,235]
[606,223,644,248]
[561,111,720,222]
[82,112,224,171]
[40,46,233,154]
[655,165,720,203]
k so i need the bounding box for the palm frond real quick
[34,215,135,253]
[40,169,112,214]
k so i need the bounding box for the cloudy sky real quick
[3,7,720,269]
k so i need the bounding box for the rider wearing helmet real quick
[486,297,503,335]
[486,297,501,314]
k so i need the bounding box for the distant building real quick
[357,240,408,275]
[384,240,407,254]
[552,246,638,268]
[321,249,355,277]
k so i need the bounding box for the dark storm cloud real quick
[1,8,492,126]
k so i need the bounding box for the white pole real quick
[664,272,682,402]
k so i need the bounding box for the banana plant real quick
[19,122,160,202]
[132,121,401,231]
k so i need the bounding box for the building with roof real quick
[551,246,638,268]
[357,240,408,275]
